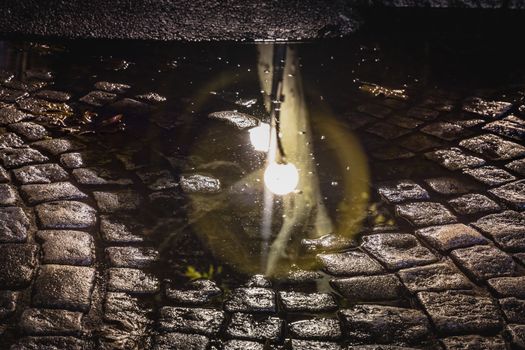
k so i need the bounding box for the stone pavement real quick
[0,45,524,350]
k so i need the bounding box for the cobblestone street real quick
[0,30,525,350]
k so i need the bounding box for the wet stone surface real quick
[417,291,502,335]
[362,233,438,270]
[289,318,342,340]
[415,224,487,252]
[0,34,525,350]
[450,245,515,282]
[447,193,501,215]
[396,202,457,226]
[472,210,525,251]
[331,274,404,301]
[225,313,284,342]
[0,244,38,289]
[0,207,30,242]
[32,265,95,312]
[224,288,276,313]
[339,305,430,345]
[37,230,94,266]
[12,164,69,184]
[36,201,96,229]
[397,262,473,293]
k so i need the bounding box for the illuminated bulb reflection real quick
[248,123,270,151]
[264,162,299,195]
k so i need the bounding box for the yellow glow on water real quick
[248,123,270,151]
[263,162,299,195]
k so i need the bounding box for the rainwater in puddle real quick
[1,11,524,347]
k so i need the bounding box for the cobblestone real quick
[498,297,525,323]
[79,90,117,107]
[396,202,456,226]
[32,139,84,155]
[461,97,512,118]
[472,210,525,251]
[37,230,94,266]
[36,201,96,229]
[11,336,85,350]
[33,90,71,102]
[32,265,95,312]
[0,148,48,168]
[357,103,392,119]
[440,335,506,349]
[0,244,38,289]
[339,305,430,345]
[106,246,159,268]
[19,308,83,335]
[100,215,147,243]
[507,157,525,175]
[153,333,209,350]
[483,119,525,141]
[463,165,516,186]
[0,132,25,149]
[158,306,224,336]
[0,184,17,206]
[421,122,466,141]
[459,134,525,160]
[103,292,152,323]
[0,106,33,125]
[331,274,404,301]
[12,164,69,184]
[21,182,87,204]
[362,233,438,270]
[451,245,515,281]
[289,318,341,340]
[8,122,48,141]
[424,177,477,195]
[417,291,501,335]
[279,292,337,312]
[377,180,429,204]
[224,287,275,313]
[415,224,487,252]
[0,207,30,243]
[448,193,501,215]
[225,313,283,341]
[93,190,142,212]
[489,179,525,209]
[406,106,439,120]
[425,147,485,171]
[165,279,222,304]
[94,81,131,93]
[318,250,384,276]
[487,276,525,298]
[107,268,160,294]
[223,340,264,350]
[136,169,177,191]
[397,262,473,293]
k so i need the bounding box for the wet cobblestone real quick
[0,37,525,350]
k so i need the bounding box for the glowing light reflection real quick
[248,123,270,151]
[263,162,299,195]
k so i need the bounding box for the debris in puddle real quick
[180,174,221,194]
[358,81,409,100]
[208,111,259,129]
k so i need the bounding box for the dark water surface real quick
[1,11,525,348]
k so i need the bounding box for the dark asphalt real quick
[2,0,524,41]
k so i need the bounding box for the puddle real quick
[1,13,525,347]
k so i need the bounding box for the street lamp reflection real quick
[263,161,299,195]
[248,122,270,152]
